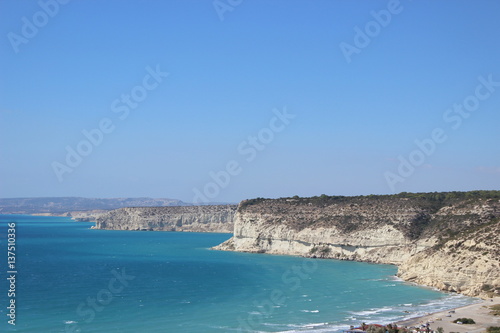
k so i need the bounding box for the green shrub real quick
[320,247,331,255]
[490,304,500,316]
[453,318,475,324]
[487,327,500,333]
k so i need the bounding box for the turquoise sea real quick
[0,215,477,333]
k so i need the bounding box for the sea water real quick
[0,215,477,333]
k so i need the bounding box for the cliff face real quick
[213,193,500,298]
[399,220,500,297]
[96,205,237,233]
[68,210,108,222]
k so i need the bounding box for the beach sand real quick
[396,297,500,333]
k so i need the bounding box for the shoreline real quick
[395,297,500,333]
[2,213,498,332]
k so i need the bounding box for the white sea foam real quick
[343,293,478,327]
[349,306,394,316]
[275,323,346,333]
[389,275,405,282]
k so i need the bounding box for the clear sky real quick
[1,0,499,203]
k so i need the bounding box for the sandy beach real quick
[396,297,500,333]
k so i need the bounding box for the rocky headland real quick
[213,191,500,298]
[95,205,237,233]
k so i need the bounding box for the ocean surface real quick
[0,215,478,333]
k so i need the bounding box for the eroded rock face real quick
[95,205,237,233]
[398,221,500,297]
[213,194,500,298]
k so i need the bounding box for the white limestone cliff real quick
[95,205,236,233]
[213,194,500,298]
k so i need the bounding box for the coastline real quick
[4,213,499,332]
[395,297,500,332]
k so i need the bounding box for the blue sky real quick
[1,0,499,203]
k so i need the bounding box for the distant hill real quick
[0,197,191,214]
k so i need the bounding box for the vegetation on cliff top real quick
[239,191,500,209]
[238,191,500,240]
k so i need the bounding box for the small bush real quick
[453,318,475,324]
[320,247,331,255]
[482,284,493,291]
[487,327,500,333]
[490,304,500,316]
